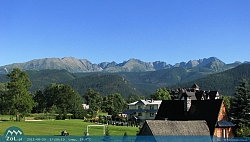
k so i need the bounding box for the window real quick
[150,105,154,110]
[222,129,226,138]
[138,106,142,109]
[150,113,154,117]
[138,113,142,116]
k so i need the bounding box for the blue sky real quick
[0,0,249,66]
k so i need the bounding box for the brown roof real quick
[155,99,225,135]
[141,120,210,136]
[138,120,212,142]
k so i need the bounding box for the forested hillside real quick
[0,69,151,98]
[0,74,8,82]
[62,74,150,98]
[27,69,77,91]
[168,63,250,96]
[118,66,215,92]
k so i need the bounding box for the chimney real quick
[184,96,191,112]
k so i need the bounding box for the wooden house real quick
[153,99,235,139]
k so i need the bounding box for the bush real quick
[236,125,250,137]
[103,120,108,124]
[56,114,66,120]
[34,115,46,120]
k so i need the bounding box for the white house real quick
[123,99,162,122]
[82,104,89,110]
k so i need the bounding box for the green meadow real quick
[0,116,138,136]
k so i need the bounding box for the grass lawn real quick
[0,119,138,136]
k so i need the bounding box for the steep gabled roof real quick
[128,100,162,105]
[136,100,149,105]
[140,120,210,136]
[206,91,220,100]
[155,99,224,135]
[195,90,206,100]
[179,92,197,100]
[138,120,212,142]
[191,83,200,89]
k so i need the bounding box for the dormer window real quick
[138,106,142,109]
[150,105,154,110]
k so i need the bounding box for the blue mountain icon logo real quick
[5,130,23,136]
[4,126,24,142]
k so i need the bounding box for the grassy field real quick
[0,118,138,136]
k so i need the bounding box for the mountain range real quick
[1,63,250,98]
[0,57,247,74]
[0,57,249,98]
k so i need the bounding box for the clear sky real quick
[0,0,249,66]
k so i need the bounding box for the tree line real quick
[0,68,171,121]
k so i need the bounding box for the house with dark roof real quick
[169,83,220,100]
[191,83,200,91]
[137,120,211,142]
[153,99,234,140]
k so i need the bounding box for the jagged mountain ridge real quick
[0,57,245,74]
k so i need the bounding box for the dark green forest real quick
[63,74,150,98]
[168,63,250,96]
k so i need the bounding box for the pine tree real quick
[230,79,250,127]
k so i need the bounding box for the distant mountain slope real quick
[0,57,103,74]
[27,69,77,91]
[116,66,215,93]
[0,69,77,92]
[0,64,244,95]
[174,57,225,68]
[0,57,243,74]
[168,63,250,96]
[0,74,8,83]
[0,69,148,98]
[62,74,150,98]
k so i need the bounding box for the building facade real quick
[123,99,162,123]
